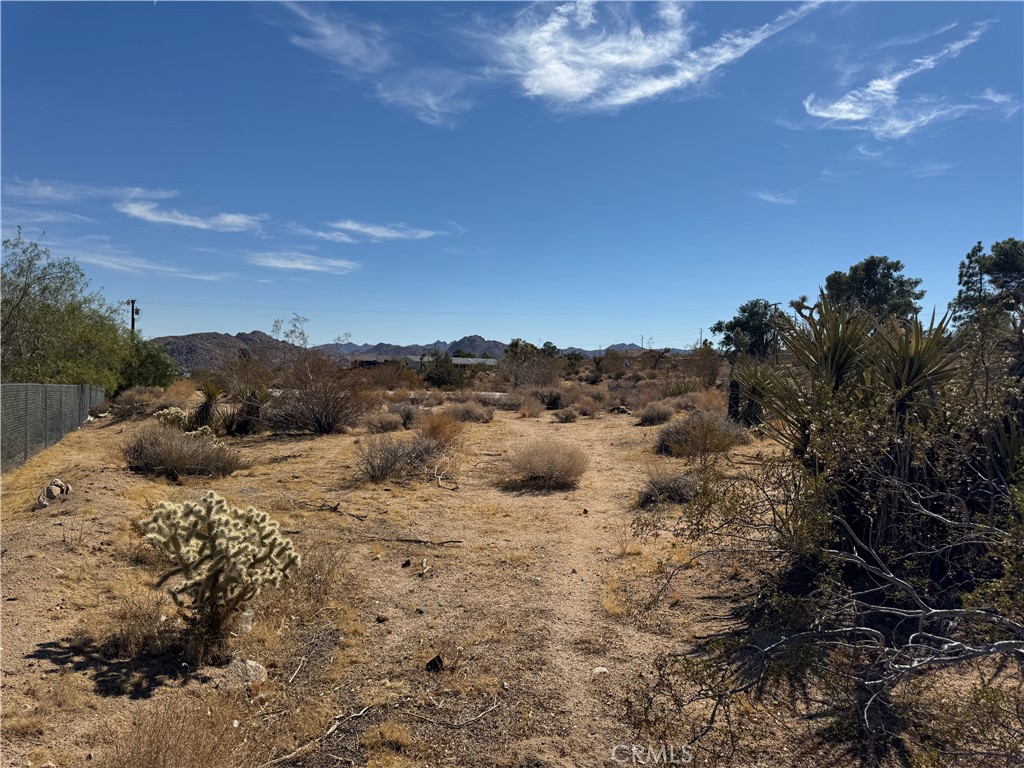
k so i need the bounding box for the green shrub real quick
[123,424,249,481]
[140,492,300,653]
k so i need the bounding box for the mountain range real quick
[152,331,687,373]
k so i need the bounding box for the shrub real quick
[365,411,405,433]
[153,406,188,429]
[656,410,748,465]
[187,381,222,431]
[266,351,379,434]
[111,385,163,420]
[575,397,602,417]
[637,402,674,426]
[356,434,446,484]
[387,402,421,428]
[637,471,700,508]
[418,411,465,450]
[658,377,701,398]
[504,440,588,491]
[552,407,578,423]
[446,402,494,423]
[123,424,249,481]
[140,492,300,653]
[518,395,543,418]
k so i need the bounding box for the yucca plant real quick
[188,381,223,431]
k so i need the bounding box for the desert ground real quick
[1,388,851,768]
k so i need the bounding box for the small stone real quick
[375,615,388,623]
[592,666,609,675]
[221,658,268,690]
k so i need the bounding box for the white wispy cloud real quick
[907,161,956,178]
[3,178,178,202]
[492,1,819,112]
[751,190,796,205]
[803,23,993,139]
[285,2,391,73]
[291,225,357,244]
[2,207,95,224]
[376,69,476,127]
[50,237,228,281]
[876,22,958,50]
[328,219,442,241]
[115,201,266,233]
[249,251,360,275]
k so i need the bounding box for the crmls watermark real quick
[611,744,694,765]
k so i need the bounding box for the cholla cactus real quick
[184,424,216,440]
[141,492,300,640]
[154,406,188,429]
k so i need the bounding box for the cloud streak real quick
[51,237,228,281]
[751,190,796,205]
[327,219,442,241]
[3,178,178,202]
[493,1,819,112]
[285,1,391,73]
[803,23,995,139]
[115,201,266,233]
[249,251,360,275]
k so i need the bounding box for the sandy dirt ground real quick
[1,404,785,768]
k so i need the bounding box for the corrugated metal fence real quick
[1,383,106,471]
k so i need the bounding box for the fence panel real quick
[1,383,106,472]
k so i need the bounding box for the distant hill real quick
[152,331,301,373]
[153,331,690,373]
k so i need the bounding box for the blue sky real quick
[2,2,1021,349]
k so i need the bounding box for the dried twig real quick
[405,696,500,728]
[255,705,376,767]
[359,535,463,546]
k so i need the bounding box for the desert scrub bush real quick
[386,401,421,428]
[658,376,701,398]
[123,424,249,481]
[504,440,588,491]
[446,401,494,423]
[418,410,465,450]
[365,411,405,433]
[356,434,447,484]
[552,407,578,423]
[266,351,379,434]
[111,385,163,420]
[637,470,701,508]
[141,491,300,654]
[575,397,602,417]
[636,401,674,426]
[656,410,748,465]
[518,395,543,418]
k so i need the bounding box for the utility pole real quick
[640,335,644,349]
[127,299,139,338]
[698,328,703,346]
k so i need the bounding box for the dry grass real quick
[356,433,447,483]
[503,439,588,491]
[122,423,249,480]
[445,401,494,423]
[552,407,578,423]
[637,470,700,508]
[418,410,465,450]
[96,694,265,768]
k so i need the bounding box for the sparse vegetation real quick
[122,423,249,480]
[655,410,748,464]
[504,439,588,490]
[636,401,674,426]
[266,351,379,434]
[141,492,300,656]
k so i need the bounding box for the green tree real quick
[119,337,180,390]
[1,229,130,392]
[710,298,782,360]
[950,238,1024,323]
[421,347,462,388]
[824,255,924,317]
